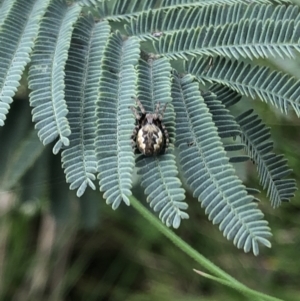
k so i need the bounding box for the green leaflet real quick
[201,90,249,163]
[185,57,300,117]
[154,19,300,60]
[0,0,51,126]
[28,0,82,154]
[0,0,15,28]
[136,154,189,228]
[201,91,241,139]
[97,0,275,22]
[75,0,98,5]
[126,4,300,41]
[158,0,287,6]
[203,86,261,198]
[209,83,242,108]
[97,0,140,21]
[236,110,297,207]
[135,58,189,228]
[62,16,110,197]
[209,84,296,207]
[172,72,271,255]
[96,32,140,209]
[0,0,298,254]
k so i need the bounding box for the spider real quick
[130,97,169,156]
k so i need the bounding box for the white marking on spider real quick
[130,97,169,156]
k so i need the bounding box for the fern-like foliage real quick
[208,84,296,206]
[1,0,299,255]
[0,0,50,126]
[201,90,249,163]
[28,0,82,154]
[201,91,240,139]
[135,58,189,228]
[201,85,261,201]
[62,15,110,197]
[207,84,249,163]
[185,57,300,116]
[172,72,271,255]
[0,0,15,28]
[97,0,141,21]
[236,110,297,207]
[209,83,242,108]
[126,4,299,41]
[75,0,98,6]
[96,0,274,22]
[154,18,300,60]
[96,32,140,209]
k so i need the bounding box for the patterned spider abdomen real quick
[137,123,164,156]
[130,98,169,156]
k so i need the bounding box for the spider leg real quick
[130,106,141,120]
[158,102,168,120]
[132,97,146,114]
[152,102,161,120]
[131,139,136,149]
[161,122,169,153]
[131,139,139,154]
[131,125,139,139]
[155,102,160,114]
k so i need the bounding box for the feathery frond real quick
[201,90,249,163]
[0,0,15,28]
[172,72,271,255]
[62,16,110,197]
[0,0,50,126]
[28,1,82,154]
[136,154,189,228]
[185,57,300,117]
[207,84,249,161]
[208,84,296,204]
[236,110,297,207]
[127,4,299,41]
[96,32,140,209]
[97,0,140,21]
[246,187,261,203]
[135,58,189,228]
[97,0,274,22]
[201,91,240,138]
[157,0,285,6]
[0,0,298,254]
[209,83,242,108]
[154,19,300,60]
[75,0,98,6]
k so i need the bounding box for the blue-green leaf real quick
[96,32,140,209]
[28,1,82,154]
[62,15,110,197]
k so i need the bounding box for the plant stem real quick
[129,195,284,301]
[193,270,283,301]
